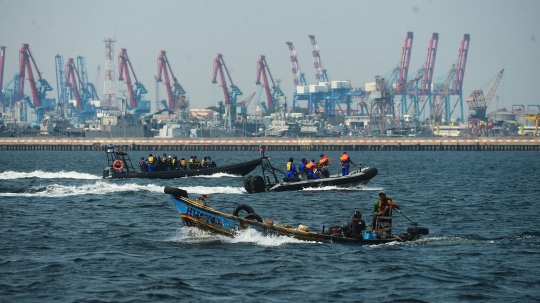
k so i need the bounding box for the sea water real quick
[1,150,539,302]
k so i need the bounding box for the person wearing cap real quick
[305,159,319,179]
[371,190,400,233]
[318,154,331,168]
[286,157,297,180]
[139,157,148,172]
[147,153,155,172]
[339,151,356,176]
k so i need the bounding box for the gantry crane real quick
[431,64,456,124]
[465,69,505,128]
[17,43,55,124]
[449,34,470,122]
[212,53,243,129]
[117,48,151,116]
[407,33,438,118]
[157,50,187,114]
[286,41,310,110]
[0,46,5,108]
[525,113,540,136]
[308,35,330,84]
[395,32,414,115]
[64,57,99,123]
[256,55,284,112]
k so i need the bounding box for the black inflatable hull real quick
[104,158,261,179]
[246,167,378,193]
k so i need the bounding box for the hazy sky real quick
[1,0,539,118]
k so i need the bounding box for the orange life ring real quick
[112,159,125,171]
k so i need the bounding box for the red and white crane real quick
[285,41,308,87]
[308,35,330,83]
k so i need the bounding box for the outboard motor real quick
[103,167,113,178]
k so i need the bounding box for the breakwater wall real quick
[1,138,539,151]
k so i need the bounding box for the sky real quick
[1,0,539,119]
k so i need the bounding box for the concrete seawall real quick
[1,137,539,151]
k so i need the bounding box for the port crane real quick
[157,50,187,114]
[465,69,505,128]
[212,53,243,130]
[431,64,455,124]
[117,48,151,116]
[256,55,284,112]
[308,35,330,83]
[64,57,99,123]
[286,41,310,111]
[0,46,5,108]
[17,43,55,124]
[525,113,540,136]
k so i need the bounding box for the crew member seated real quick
[344,210,366,238]
[306,159,319,179]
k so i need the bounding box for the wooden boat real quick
[102,146,260,179]
[243,156,378,193]
[164,186,429,245]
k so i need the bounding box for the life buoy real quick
[112,159,125,171]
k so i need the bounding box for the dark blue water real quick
[1,150,539,302]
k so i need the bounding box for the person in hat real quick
[305,159,319,179]
[139,157,148,172]
[371,190,399,233]
[286,157,297,180]
[339,151,356,176]
[317,153,331,168]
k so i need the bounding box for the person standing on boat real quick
[339,152,356,176]
[147,153,155,172]
[139,157,148,172]
[286,157,297,180]
[306,159,319,179]
[298,158,308,178]
[371,190,399,233]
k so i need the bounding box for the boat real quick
[164,186,429,245]
[102,146,261,179]
[243,156,378,193]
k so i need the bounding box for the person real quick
[371,190,399,233]
[166,155,172,170]
[339,152,356,176]
[318,154,331,168]
[189,156,195,169]
[259,145,265,157]
[154,154,161,171]
[171,156,178,170]
[162,153,168,171]
[180,157,187,169]
[193,156,200,168]
[344,210,366,238]
[297,158,308,178]
[139,157,148,172]
[305,159,319,179]
[147,153,155,172]
[286,157,296,180]
[201,156,207,168]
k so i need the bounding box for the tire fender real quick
[407,227,429,235]
[233,204,255,217]
[244,175,253,194]
[244,213,263,222]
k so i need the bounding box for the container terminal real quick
[1,33,539,147]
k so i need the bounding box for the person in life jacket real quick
[171,156,178,170]
[339,152,356,176]
[201,156,207,168]
[189,156,195,169]
[318,154,331,168]
[305,159,319,179]
[147,153,155,172]
[193,156,200,168]
[371,190,400,233]
[180,157,187,169]
[286,157,297,180]
[297,158,308,178]
[154,154,161,171]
